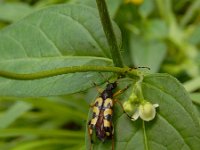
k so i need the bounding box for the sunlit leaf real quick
[0,4,121,97]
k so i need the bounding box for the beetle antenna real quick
[135,66,150,70]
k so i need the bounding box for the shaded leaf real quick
[0,128,84,138]
[130,34,167,73]
[11,139,84,150]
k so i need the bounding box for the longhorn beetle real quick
[88,80,131,150]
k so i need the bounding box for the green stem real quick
[142,121,149,150]
[135,74,144,101]
[96,0,124,67]
[0,66,140,80]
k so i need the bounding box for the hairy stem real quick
[0,66,140,80]
[96,0,124,67]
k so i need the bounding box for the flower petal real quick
[139,102,156,121]
[153,103,159,108]
[131,109,140,121]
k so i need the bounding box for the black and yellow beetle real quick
[88,81,131,150]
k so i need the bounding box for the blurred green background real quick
[0,0,200,149]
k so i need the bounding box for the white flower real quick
[131,102,159,121]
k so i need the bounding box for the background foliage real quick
[0,0,200,150]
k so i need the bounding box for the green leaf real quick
[86,74,200,149]
[0,101,32,129]
[130,34,167,73]
[0,2,33,22]
[11,139,84,150]
[0,4,121,97]
[0,128,84,138]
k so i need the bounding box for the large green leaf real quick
[86,74,200,150]
[0,4,121,97]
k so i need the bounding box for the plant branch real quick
[0,66,140,80]
[96,0,124,67]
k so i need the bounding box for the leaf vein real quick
[37,26,62,56]
[149,140,167,150]
[157,114,191,149]
[4,34,29,57]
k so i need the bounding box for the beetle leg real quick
[88,121,93,150]
[89,103,95,108]
[113,99,133,119]
[112,134,114,150]
[113,85,130,98]
[91,81,104,94]
[111,123,114,150]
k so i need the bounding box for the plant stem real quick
[134,74,144,101]
[96,0,124,67]
[0,66,140,80]
[142,121,149,150]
